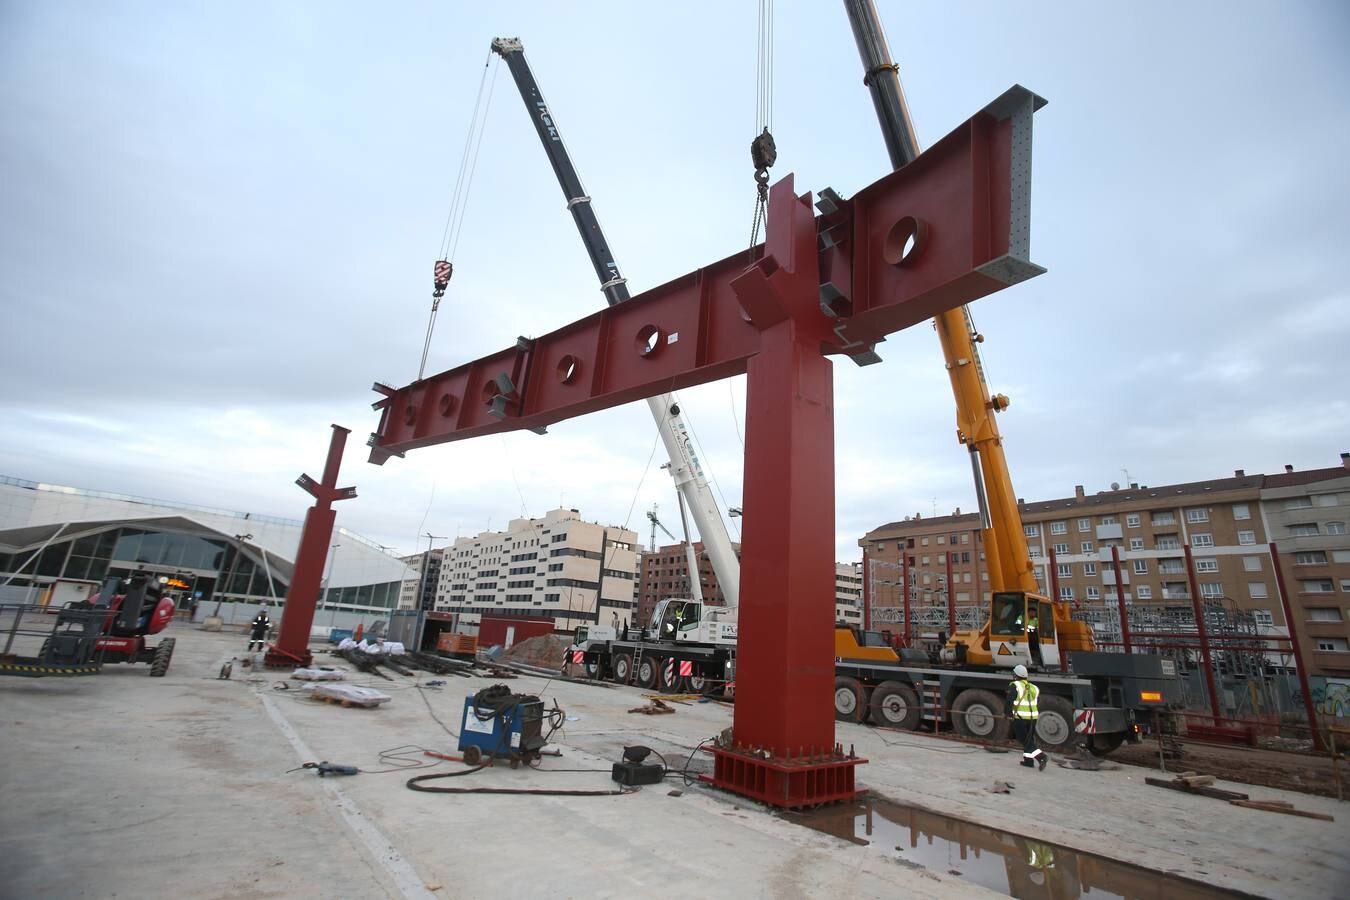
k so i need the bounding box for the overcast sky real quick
[2,1,1348,562]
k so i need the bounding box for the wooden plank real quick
[1230,800,1334,821]
[1145,777,1249,802]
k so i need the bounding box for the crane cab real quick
[942,590,1092,671]
[647,598,737,645]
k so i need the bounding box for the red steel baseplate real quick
[700,744,868,809]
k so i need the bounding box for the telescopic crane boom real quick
[490,37,738,613]
[843,0,1093,669]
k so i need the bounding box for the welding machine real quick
[457,685,545,765]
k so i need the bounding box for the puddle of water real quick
[790,796,1254,899]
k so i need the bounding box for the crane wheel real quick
[834,676,868,722]
[149,638,176,677]
[1086,732,1125,757]
[635,656,658,689]
[869,680,921,731]
[612,653,634,685]
[952,689,1010,741]
[1034,695,1075,750]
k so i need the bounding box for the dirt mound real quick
[500,633,570,669]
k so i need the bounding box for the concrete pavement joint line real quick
[257,689,437,900]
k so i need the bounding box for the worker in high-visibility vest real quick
[1007,664,1047,770]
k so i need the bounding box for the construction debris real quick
[986,781,1015,794]
[292,666,346,681]
[500,634,571,669]
[1146,775,1249,802]
[1229,800,1334,821]
[302,683,391,709]
[629,699,675,715]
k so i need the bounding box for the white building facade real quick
[436,508,638,635]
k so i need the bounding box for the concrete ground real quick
[1,625,1344,899]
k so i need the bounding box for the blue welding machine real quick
[457,685,546,764]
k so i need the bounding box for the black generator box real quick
[611,761,664,786]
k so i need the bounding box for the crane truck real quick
[494,24,1178,754]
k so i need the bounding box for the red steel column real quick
[265,425,357,668]
[901,553,910,635]
[1182,544,1223,723]
[1110,545,1132,654]
[1270,541,1324,752]
[945,551,955,638]
[734,320,835,756]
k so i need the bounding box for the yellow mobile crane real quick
[845,1,1094,672]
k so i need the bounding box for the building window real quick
[1200,582,1224,598]
[1059,586,1074,600]
[1152,512,1176,525]
[1053,543,1069,555]
[1133,559,1148,575]
[874,541,886,552]
[1232,503,1251,520]
[1195,558,1219,573]
[1290,523,1320,537]
[1238,530,1257,545]
[1129,538,1144,551]
[1295,551,1328,566]
[1156,535,1181,550]
[1190,533,1214,547]
[1078,563,1094,579]
[1086,586,1100,599]
[1136,585,1152,600]
[1078,518,1091,532]
[1284,497,1313,510]
[1056,563,1072,577]
[1028,546,1042,558]
[1243,556,1263,572]
[1327,522,1346,535]
[1101,516,1117,525]
[1300,580,1335,593]
[937,535,946,545]
[922,556,930,566]
[1185,508,1210,523]
[1316,494,1340,507]
[921,537,930,546]
[1122,514,1139,528]
[1050,521,1067,535]
[1316,638,1349,652]
[1309,608,1343,622]
[1024,524,1039,537]
[1253,609,1274,627]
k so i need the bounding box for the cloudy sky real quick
[2,1,1348,562]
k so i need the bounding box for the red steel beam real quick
[1183,543,1224,723]
[369,86,1045,807]
[1111,545,1132,653]
[368,86,1045,463]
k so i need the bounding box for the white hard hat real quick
[1013,664,1029,678]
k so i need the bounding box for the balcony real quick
[1096,523,1123,540]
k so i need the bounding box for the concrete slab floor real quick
[0,625,1343,899]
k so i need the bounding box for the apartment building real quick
[836,561,863,625]
[861,453,1350,678]
[400,548,445,612]
[636,540,741,625]
[435,508,638,635]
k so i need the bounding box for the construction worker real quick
[1008,664,1047,770]
[248,607,271,652]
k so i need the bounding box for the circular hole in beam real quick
[557,355,580,384]
[481,381,498,405]
[882,215,928,267]
[403,404,417,427]
[636,325,664,358]
[438,393,456,416]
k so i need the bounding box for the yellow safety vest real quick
[1027,615,1039,630]
[1013,679,1039,719]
